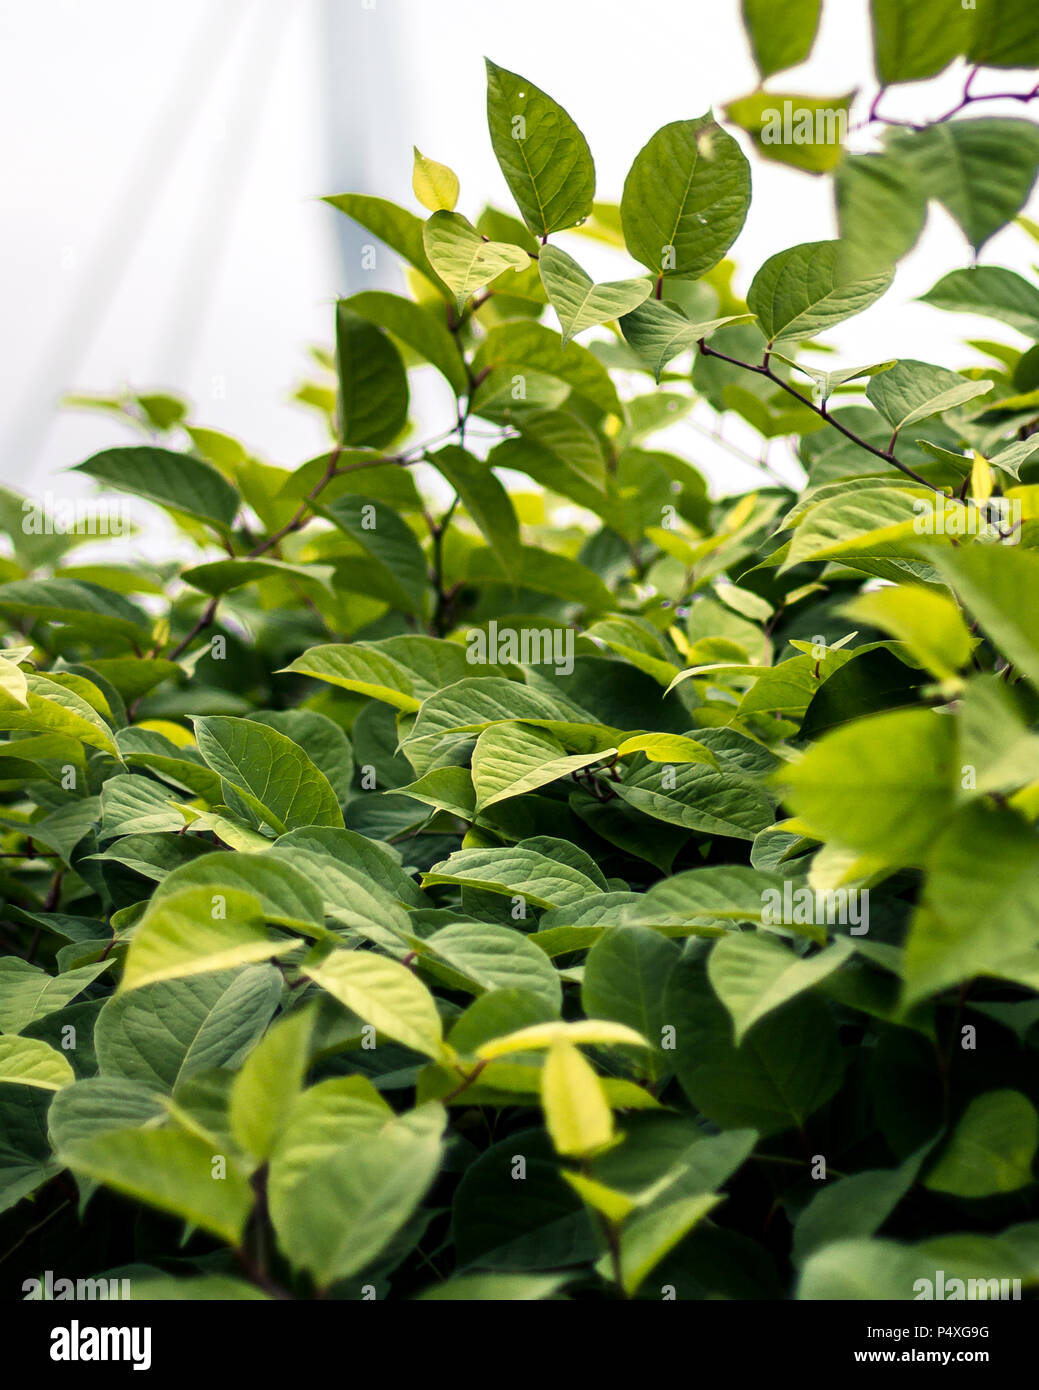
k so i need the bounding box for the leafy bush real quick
[5,1,1039,1303]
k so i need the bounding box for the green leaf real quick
[193,716,344,834]
[335,306,409,448]
[153,850,325,934]
[422,840,606,910]
[90,831,217,881]
[930,546,1039,691]
[0,1035,75,1091]
[404,676,622,766]
[736,91,851,177]
[342,290,468,396]
[484,59,595,237]
[777,708,958,865]
[798,1229,1039,1299]
[304,950,444,1059]
[263,849,410,951]
[229,1005,315,1161]
[919,266,1039,340]
[419,922,560,1012]
[796,1238,930,1300]
[793,1145,930,1264]
[781,484,932,570]
[665,952,842,1135]
[538,245,650,346]
[120,886,299,993]
[412,146,459,212]
[967,0,1039,66]
[180,557,334,598]
[748,241,893,345]
[741,0,821,77]
[393,766,472,821]
[865,358,993,434]
[422,210,530,313]
[447,989,557,1056]
[31,797,101,864]
[835,151,928,272]
[278,826,424,907]
[0,655,28,707]
[473,321,623,418]
[708,935,854,1044]
[184,425,248,468]
[485,412,611,518]
[451,1128,597,1269]
[0,673,116,754]
[925,1091,1038,1197]
[269,1100,444,1288]
[322,192,446,293]
[0,958,108,1035]
[87,657,181,702]
[619,300,754,381]
[903,804,1039,1007]
[470,367,568,421]
[607,1193,723,1296]
[95,967,282,1091]
[564,1169,638,1224]
[471,722,612,811]
[60,1126,253,1244]
[317,496,429,618]
[248,710,353,804]
[620,115,751,281]
[541,1039,613,1158]
[100,773,185,838]
[0,1086,60,1213]
[0,579,149,645]
[870,0,973,84]
[282,635,478,713]
[427,445,521,570]
[959,676,1039,796]
[890,120,1039,254]
[840,586,973,683]
[47,1075,167,1151]
[416,1273,567,1300]
[614,755,774,841]
[581,928,681,1078]
[776,356,896,400]
[282,645,421,712]
[71,446,239,529]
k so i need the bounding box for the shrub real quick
[4,1,1039,1303]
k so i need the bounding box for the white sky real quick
[2,0,1038,529]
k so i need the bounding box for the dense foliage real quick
[5,0,1039,1302]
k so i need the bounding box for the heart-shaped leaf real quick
[538,245,650,345]
[422,210,530,312]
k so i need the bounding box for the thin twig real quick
[698,341,944,493]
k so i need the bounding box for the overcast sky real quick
[2,0,1038,530]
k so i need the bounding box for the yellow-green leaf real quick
[120,887,299,993]
[477,1019,650,1062]
[541,1039,614,1157]
[0,1035,75,1091]
[305,951,444,1060]
[412,147,460,212]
